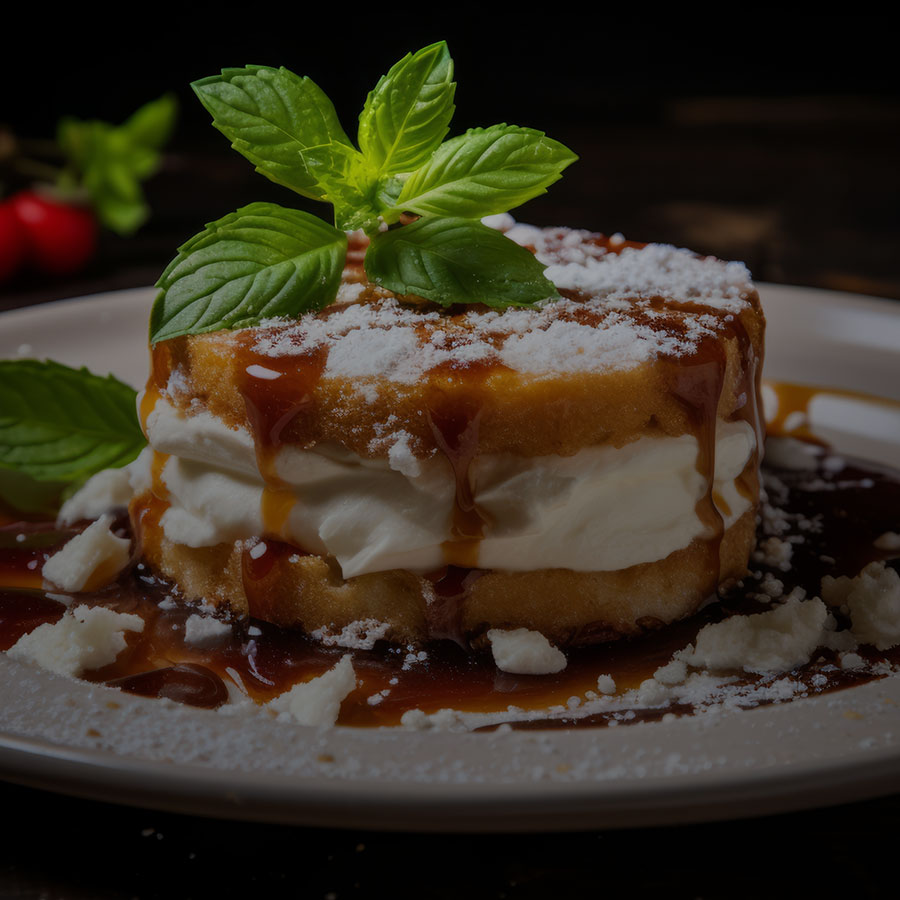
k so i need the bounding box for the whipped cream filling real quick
[141,399,755,578]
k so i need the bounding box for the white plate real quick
[1,284,899,831]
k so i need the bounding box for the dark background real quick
[2,11,899,897]
[2,10,899,308]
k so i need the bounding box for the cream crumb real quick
[487,628,567,675]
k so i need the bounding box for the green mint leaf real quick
[303,142,381,233]
[0,361,145,486]
[192,66,356,201]
[88,180,148,235]
[364,217,559,308]
[386,125,578,222]
[58,112,169,235]
[358,41,455,177]
[121,93,178,150]
[81,137,150,235]
[150,202,347,343]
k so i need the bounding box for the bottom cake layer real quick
[133,494,756,647]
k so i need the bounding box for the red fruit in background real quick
[0,201,29,283]
[11,190,98,276]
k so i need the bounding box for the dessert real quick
[132,221,764,648]
[1,43,898,734]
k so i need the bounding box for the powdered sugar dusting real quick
[249,223,755,382]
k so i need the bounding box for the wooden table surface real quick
[1,93,898,898]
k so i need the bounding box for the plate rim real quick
[1,282,899,831]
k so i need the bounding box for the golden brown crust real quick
[148,298,762,460]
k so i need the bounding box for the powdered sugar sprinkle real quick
[249,222,755,383]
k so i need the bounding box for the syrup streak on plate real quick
[0,283,899,830]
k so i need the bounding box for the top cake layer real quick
[253,218,755,380]
[143,220,763,461]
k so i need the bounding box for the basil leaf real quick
[358,41,455,177]
[150,202,347,342]
[0,361,145,485]
[387,125,577,222]
[192,66,356,201]
[121,93,178,150]
[364,217,559,308]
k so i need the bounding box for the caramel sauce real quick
[139,342,173,437]
[426,394,487,569]
[765,380,900,441]
[665,338,728,590]
[2,441,898,726]
[259,488,295,537]
[766,382,829,444]
[234,341,328,542]
[240,539,305,622]
[423,565,484,646]
[107,664,230,709]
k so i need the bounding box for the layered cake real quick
[130,219,764,647]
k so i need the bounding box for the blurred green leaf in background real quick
[56,93,178,235]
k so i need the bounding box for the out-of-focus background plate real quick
[0,283,898,832]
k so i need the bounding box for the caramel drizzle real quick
[666,340,728,590]
[233,340,327,610]
[728,313,764,506]
[426,393,487,570]
[140,343,174,504]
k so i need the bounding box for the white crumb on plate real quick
[821,562,900,651]
[42,514,131,592]
[753,535,794,571]
[265,655,357,727]
[184,614,232,648]
[310,620,390,651]
[681,594,829,675]
[596,674,617,694]
[653,659,688,685]
[7,605,143,677]
[487,628,567,675]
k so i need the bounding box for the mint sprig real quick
[57,93,178,235]
[151,42,577,342]
[0,361,145,487]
